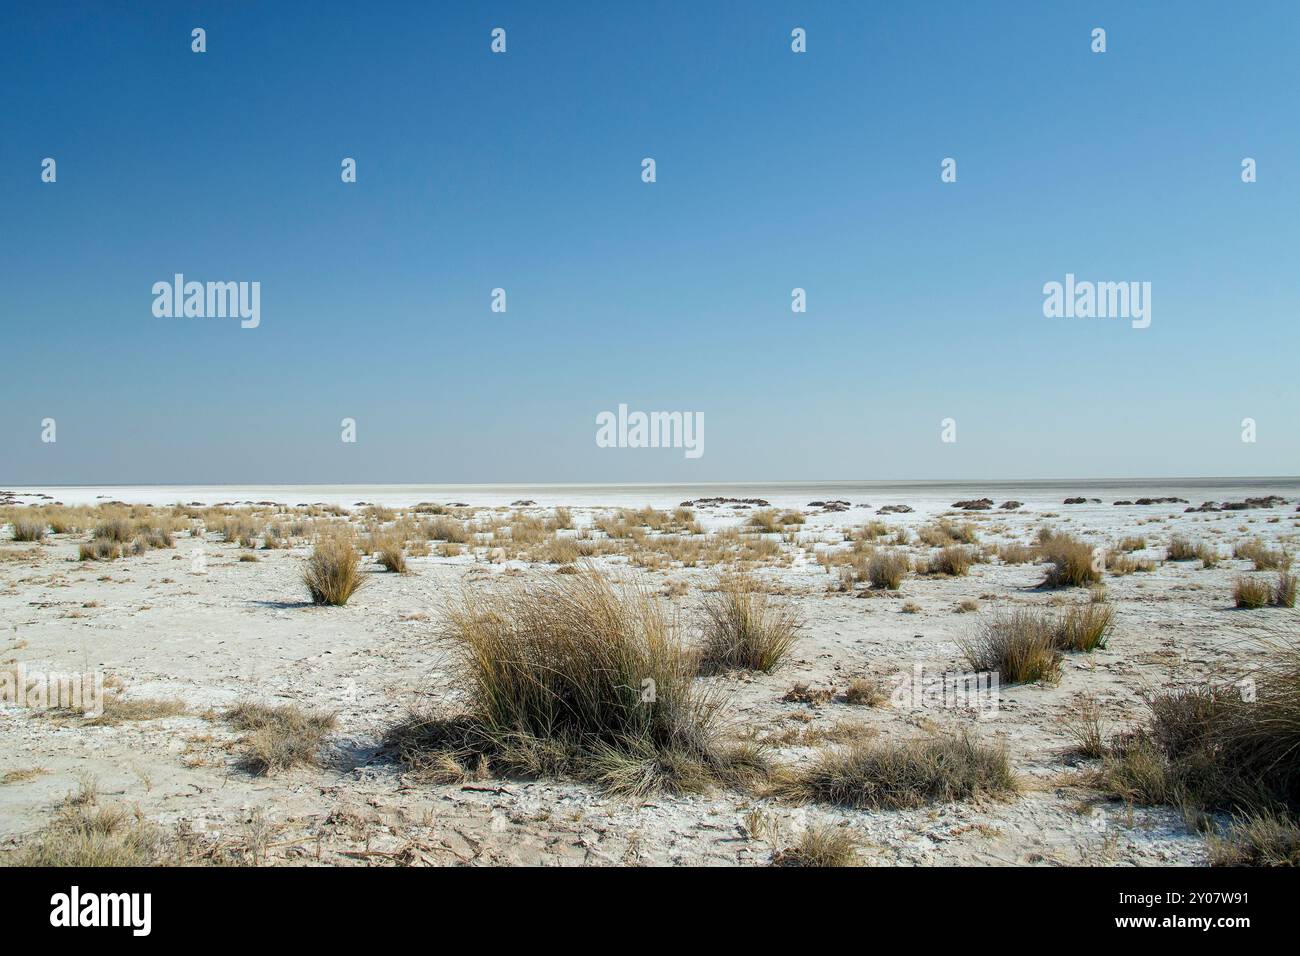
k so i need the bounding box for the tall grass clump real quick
[699,575,802,673]
[11,519,46,542]
[387,568,762,796]
[961,608,1063,685]
[1095,640,1300,850]
[867,550,909,590]
[1235,572,1295,609]
[303,531,365,605]
[1039,530,1101,587]
[773,732,1016,810]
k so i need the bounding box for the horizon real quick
[4,1,1298,484]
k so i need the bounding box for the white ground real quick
[1,490,1296,866]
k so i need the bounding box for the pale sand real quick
[1,492,1296,865]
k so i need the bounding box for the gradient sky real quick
[3,1,1297,485]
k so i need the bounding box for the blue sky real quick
[3,1,1297,485]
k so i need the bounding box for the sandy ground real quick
[1,491,1297,866]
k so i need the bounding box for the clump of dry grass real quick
[369,530,408,574]
[920,545,973,577]
[1209,811,1300,866]
[699,575,802,674]
[1235,539,1291,571]
[996,542,1036,564]
[867,550,909,590]
[841,678,886,707]
[1235,572,1295,609]
[78,539,121,562]
[1039,530,1101,587]
[1054,599,1115,652]
[10,519,46,542]
[387,568,763,796]
[303,532,365,605]
[1095,641,1300,836]
[918,519,978,547]
[772,732,1016,810]
[771,824,859,866]
[225,702,336,775]
[2,782,167,866]
[1063,693,1107,758]
[961,608,1063,685]
[1167,535,1200,561]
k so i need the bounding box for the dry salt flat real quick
[1,480,1296,866]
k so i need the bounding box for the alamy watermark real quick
[1042,273,1150,329]
[595,404,703,459]
[889,663,1000,718]
[2,663,104,718]
[152,274,260,329]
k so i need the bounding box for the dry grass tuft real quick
[771,824,859,866]
[961,608,1063,685]
[867,550,909,589]
[1235,573,1295,609]
[1039,531,1101,587]
[387,567,764,796]
[1209,811,1300,866]
[699,575,801,673]
[772,732,1016,810]
[225,702,336,775]
[11,519,46,542]
[303,532,365,605]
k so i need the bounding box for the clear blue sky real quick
[3,1,1297,485]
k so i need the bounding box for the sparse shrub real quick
[387,568,762,796]
[1118,536,1147,552]
[923,545,972,577]
[841,678,885,707]
[1039,531,1100,587]
[1236,572,1296,609]
[78,539,121,562]
[997,542,1036,564]
[771,824,858,867]
[11,519,46,542]
[372,531,408,574]
[1064,694,1107,759]
[1167,536,1200,561]
[961,608,1062,685]
[1209,811,1300,867]
[303,532,365,605]
[700,575,801,673]
[225,702,336,775]
[867,549,909,589]
[773,732,1016,809]
[1235,539,1291,571]
[1054,601,1114,652]
[1096,642,1300,829]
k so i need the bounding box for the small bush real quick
[867,550,909,589]
[389,568,761,796]
[78,539,121,562]
[1054,601,1114,652]
[1167,536,1200,561]
[923,545,972,577]
[303,532,365,605]
[1234,574,1294,609]
[371,530,408,574]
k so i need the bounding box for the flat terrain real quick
[1,491,1296,866]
